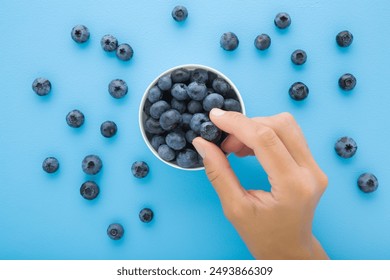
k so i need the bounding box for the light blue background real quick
[1,0,390,260]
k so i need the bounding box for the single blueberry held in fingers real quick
[203,93,224,111]
[220,32,239,51]
[71,25,90,43]
[158,144,176,161]
[254,34,271,50]
[187,82,208,101]
[157,74,172,91]
[172,5,188,22]
[116,43,133,61]
[336,31,353,47]
[108,79,128,99]
[150,100,171,119]
[289,82,309,101]
[357,173,378,193]
[176,149,199,168]
[223,98,241,112]
[100,121,117,138]
[335,137,357,158]
[159,109,182,131]
[147,86,162,103]
[32,77,51,96]
[80,181,100,200]
[274,12,291,29]
[131,161,149,178]
[139,208,154,223]
[200,121,222,142]
[42,157,59,173]
[171,83,189,101]
[107,223,124,240]
[338,73,356,91]
[82,155,103,175]
[190,113,210,133]
[166,132,187,150]
[100,34,118,52]
[291,49,307,65]
[66,109,85,128]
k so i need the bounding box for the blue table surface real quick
[1,0,390,260]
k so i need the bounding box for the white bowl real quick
[139,64,246,171]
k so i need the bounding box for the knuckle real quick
[255,126,278,148]
[318,171,329,190]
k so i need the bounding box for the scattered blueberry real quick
[166,132,187,150]
[289,82,309,101]
[187,100,203,114]
[100,121,117,138]
[107,223,124,240]
[82,155,103,175]
[254,34,271,50]
[274,12,291,29]
[42,157,59,173]
[116,43,133,61]
[151,135,165,150]
[158,144,176,161]
[203,93,224,111]
[80,181,100,200]
[139,208,154,223]
[172,5,188,22]
[32,77,51,96]
[291,49,307,65]
[71,25,90,43]
[187,82,208,101]
[171,83,189,101]
[171,68,191,83]
[176,149,199,168]
[190,69,209,83]
[108,79,128,99]
[66,109,85,128]
[336,30,353,47]
[157,74,173,91]
[190,113,210,133]
[150,100,171,119]
[223,98,241,112]
[357,173,378,193]
[212,78,231,96]
[147,86,162,103]
[144,117,165,135]
[131,161,149,178]
[338,73,356,91]
[220,32,239,51]
[100,34,118,52]
[159,109,182,131]
[200,121,221,142]
[335,137,357,158]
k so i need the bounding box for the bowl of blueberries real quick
[139,64,245,170]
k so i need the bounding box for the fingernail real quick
[192,139,206,159]
[210,108,225,117]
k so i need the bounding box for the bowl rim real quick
[138,63,246,171]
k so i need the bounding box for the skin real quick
[192,108,329,260]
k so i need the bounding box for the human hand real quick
[192,108,329,260]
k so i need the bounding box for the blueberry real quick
[131,161,149,178]
[200,121,221,142]
[185,130,198,144]
[80,181,99,200]
[147,86,162,103]
[172,5,188,22]
[171,83,189,101]
[139,208,154,223]
[203,93,224,111]
[223,98,241,112]
[166,132,186,150]
[157,74,172,91]
[71,25,90,43]
[335,137,357,158]
[357,173,378,193]
[107,223,124,240]
[274,12,291,29]
[291,49,307,65]
[206,71,218,88]
[338,73,356,91]
[144,117,165,135]
[190,69,209,84]
[100,34,118,52]
[187,100,203,114]
[32,77,51,96]
[171,68,191,83]
[116,43,133,61]
[150,100,171,119]
[42,157,59,173]
[66,109,85,128]
[176,149,199,168]
[336,30,353,47]
[100,121,117,138]
[108,79,128,99]
[190,113,210,133]
[158,144,176,161]
[151,135,165,151]
[187,82,208,101]
[143,99,152,116]
[171,98,187,114]
[82,155,102,175]
[212,78,231,96]
[220,32,239,51]
[289,82,309,101]
[254,34,271,50]
[181,113,193,130]
[159,109,182,131]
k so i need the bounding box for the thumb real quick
[192,137,246,208]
